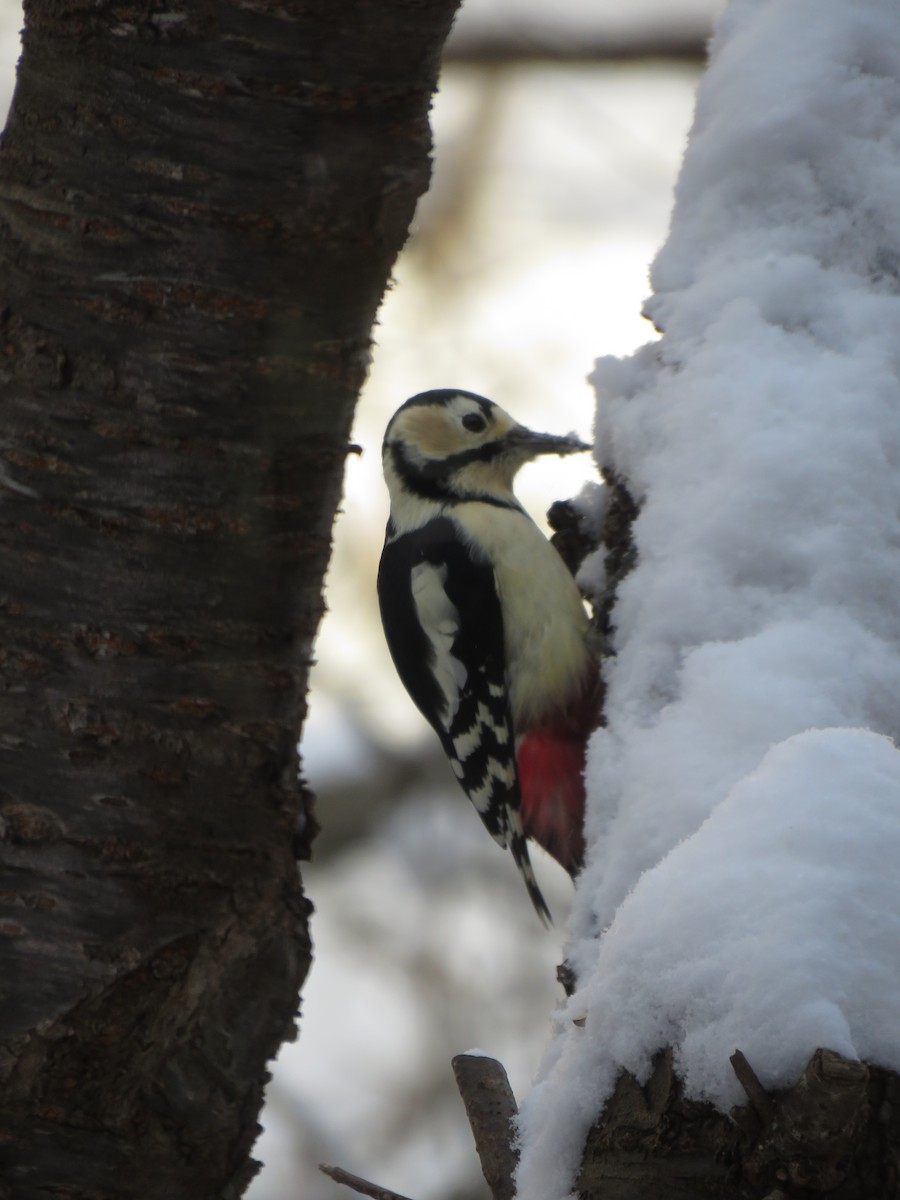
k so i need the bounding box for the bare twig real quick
[730,1050,775,1123]
[443,27,710,66]
[451,1054,519,1200]
[319,1163,417,1200]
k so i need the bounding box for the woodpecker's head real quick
[383,389,590,507]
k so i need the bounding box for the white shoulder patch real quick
[410,561,467,725]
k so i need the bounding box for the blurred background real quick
[259,3,723,1196]
[0,2,722,1196]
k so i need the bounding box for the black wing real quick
[377,515,550,922]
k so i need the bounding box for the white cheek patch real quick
[410,561,467,722]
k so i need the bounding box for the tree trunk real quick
[576,1048,900,1199]
[0,2,459,1196]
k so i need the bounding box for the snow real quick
[516,1,900,1196]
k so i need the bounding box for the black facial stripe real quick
[389,442,520,509]
[418,439,505,477]
[389,442,448,499]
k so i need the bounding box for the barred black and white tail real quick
[508,815,552,925]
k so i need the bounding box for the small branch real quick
[443,28,710,66]
[319,1163,417,1200]
[451,1054,519,1200]
[730,1050,775,1123]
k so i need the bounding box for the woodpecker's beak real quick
[511,426,592,460]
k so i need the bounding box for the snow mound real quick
[589,728,900,1107]
[518,730,900,1197]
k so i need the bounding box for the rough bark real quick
[0,1,459,1197]
[576,1048,900,1199]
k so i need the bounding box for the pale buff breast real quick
[454,502,591,729]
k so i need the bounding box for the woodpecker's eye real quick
[462,412,487,433]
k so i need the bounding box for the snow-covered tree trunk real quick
[515,1,900,1195]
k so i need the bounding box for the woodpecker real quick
[377,388,599,921]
